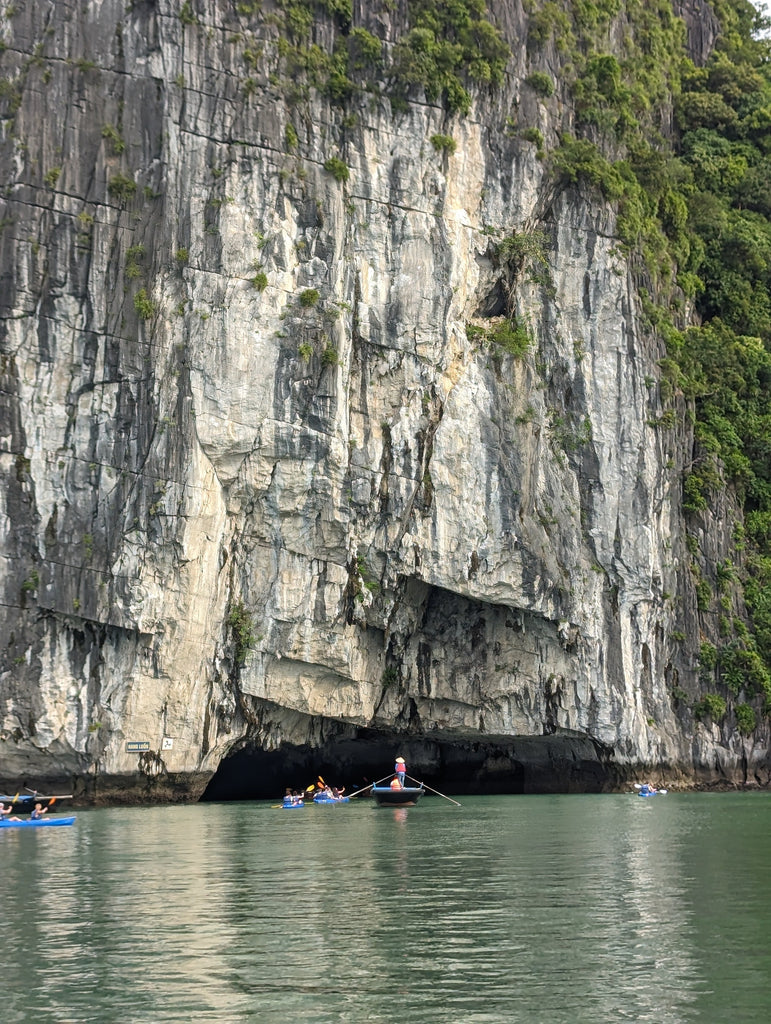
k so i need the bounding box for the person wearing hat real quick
[394,757,406,788]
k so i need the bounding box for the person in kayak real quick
[30,802,48,820]
[0,802,22,822]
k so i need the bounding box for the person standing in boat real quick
[395,757,406,788]
[30,802,48,820]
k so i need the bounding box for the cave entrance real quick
[200,728,613,801]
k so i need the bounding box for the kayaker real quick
[0,802,22,822]
[30,802,48,820]
[395,757,406,788]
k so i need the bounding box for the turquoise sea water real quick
[3,793,771,1023]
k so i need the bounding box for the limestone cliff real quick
[1,0,768,800]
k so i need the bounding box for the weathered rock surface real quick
[1,0,768,801]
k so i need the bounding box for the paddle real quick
[304,776,326,795]
[1,792,20,815]
[406,774,461,807]
[347,774,392,799]
[22,788,73,802]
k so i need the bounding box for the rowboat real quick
[0,816,76,829]
[371,784,425,807]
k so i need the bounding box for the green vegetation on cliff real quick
[270,0,508,112]
[660,3,771,712]
[543,0,771,716]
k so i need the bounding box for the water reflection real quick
[3,795,771,1022]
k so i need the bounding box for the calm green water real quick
[3,793,771,1023]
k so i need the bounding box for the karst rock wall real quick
[1,0,767,799]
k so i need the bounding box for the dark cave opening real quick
[200,728,614,801]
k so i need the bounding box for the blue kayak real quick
[0,815,76,828]
[281,800,304,809]
[312,795,349,805]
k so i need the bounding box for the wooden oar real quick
[23,789,73,800]
[347,774,392,799]
[407,775,461,807]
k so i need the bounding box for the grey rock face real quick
[0,0,767,799]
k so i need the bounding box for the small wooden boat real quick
[0,815,76,829]
[371,784,425,807]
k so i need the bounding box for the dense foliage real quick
[546,0,771,713]
[271,0,508,112]
[390,0,509,113]
[658,2,771,710]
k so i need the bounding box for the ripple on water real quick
[3,795,771,1022]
